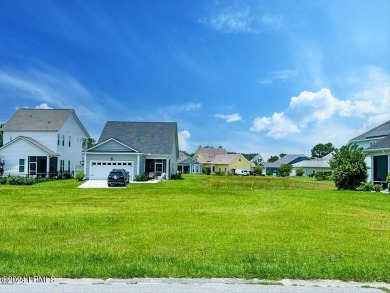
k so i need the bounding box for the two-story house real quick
[0,109,89,177]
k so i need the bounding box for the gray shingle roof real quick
[2,109,73,131]
[97,121,178,155]
[195,147,227,163]
[211,154,241,164]
[365,134,390,151]
[350,120,390,141]
[260,154,308,168]
[2,109,89,136]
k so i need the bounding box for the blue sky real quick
[0,0,389,158]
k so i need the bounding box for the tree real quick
[254,165,263,175]
[279,164,292,177]
[311,142,335,158]
[83,138,96,150]
[0,123,3,147]
[267,155,279,162]
[329,143,367,190]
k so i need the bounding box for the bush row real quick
[0,176,35,185]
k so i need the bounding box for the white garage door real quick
[90,161,134,181]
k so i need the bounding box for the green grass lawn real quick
[0,175,389,281]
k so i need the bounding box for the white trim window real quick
[19,159,25,173]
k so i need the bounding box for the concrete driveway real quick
[78,180,126,188]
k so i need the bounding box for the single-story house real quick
[210,153,251,174]
[178,151,202,174]
[260,154,309,175]
[349,120,390,185]
[291,153,332,176]
[84,121,179,181]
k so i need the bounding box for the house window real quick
[60,160,65,173]
[69,136,71,147]
[57,134,60,146]
[19,159,25,173]
[68,160,71,173]
[62,135,65,146]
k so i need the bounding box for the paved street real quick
[0,278,388,293]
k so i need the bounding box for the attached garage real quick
[90,161,134,181]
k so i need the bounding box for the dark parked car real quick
[107,169,129,187]
[249,170,257,176]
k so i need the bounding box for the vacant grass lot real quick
[0,175,389,281]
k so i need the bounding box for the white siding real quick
[0,139,48,175]
[3,131,57,151]
[57,114,89,173]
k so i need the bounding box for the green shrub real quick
[25,178,35,185]
[203,166,211,175]
[296,168,304,177]
[0,177,7,184]
[7,176,35,185]
[254,165,263,176]
[170,173,182,180]
[279,164,292,177]
[373,184,382,192]
[359,182,374,191]
[135,175,149,182]
[75,171,85,181]
[214,171,225,176]
[314,171,332,181]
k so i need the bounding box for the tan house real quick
[193,147,251,174]
[211,153,251,174]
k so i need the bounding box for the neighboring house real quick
[0,109,89,177]
[250,153,264,165]
[193,146,228,165]
[291,153,332,176]
[178,151,202,174]
[260,154,308,175]
[349,120,390,185]
[211,153,251,174]
[84,121,179,181]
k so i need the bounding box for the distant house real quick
[0,109,89,177]
[178,151,202,174]
[291,153,332,176]
[193,147,251,174]
[211,153,251,174]
[349,120,390,185]
[84,121,179,181]
[260,154,308,175]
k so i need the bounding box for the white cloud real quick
[178,130,191,151]
[251,83,388,139]
[35,103,53,109]
[0,68,110,124]
[257,69,298,84]
[200,4,284,34]
[214,113,243,123]
[261,14,284,29]
[165,102,202,113]
[251,112,299,139]
[200,5,255,34]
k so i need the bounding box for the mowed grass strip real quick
[0,175,389,281]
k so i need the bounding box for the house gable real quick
[87,138,139,153]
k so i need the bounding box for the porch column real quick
[137,154,140,176]
[84,152,87,177]
[47,157,50,177]
[166,158,169,179]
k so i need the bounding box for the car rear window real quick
[109,172,123,177]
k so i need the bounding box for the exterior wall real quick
[0,139,48,175]
[85,153,140,179]
[93,140,134,152]
[3,131,57,151]
[291,167,331,176]
[57,114,89,174]
[216,164,229,172]
[229,155,251,170]
[190,164,202,174]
